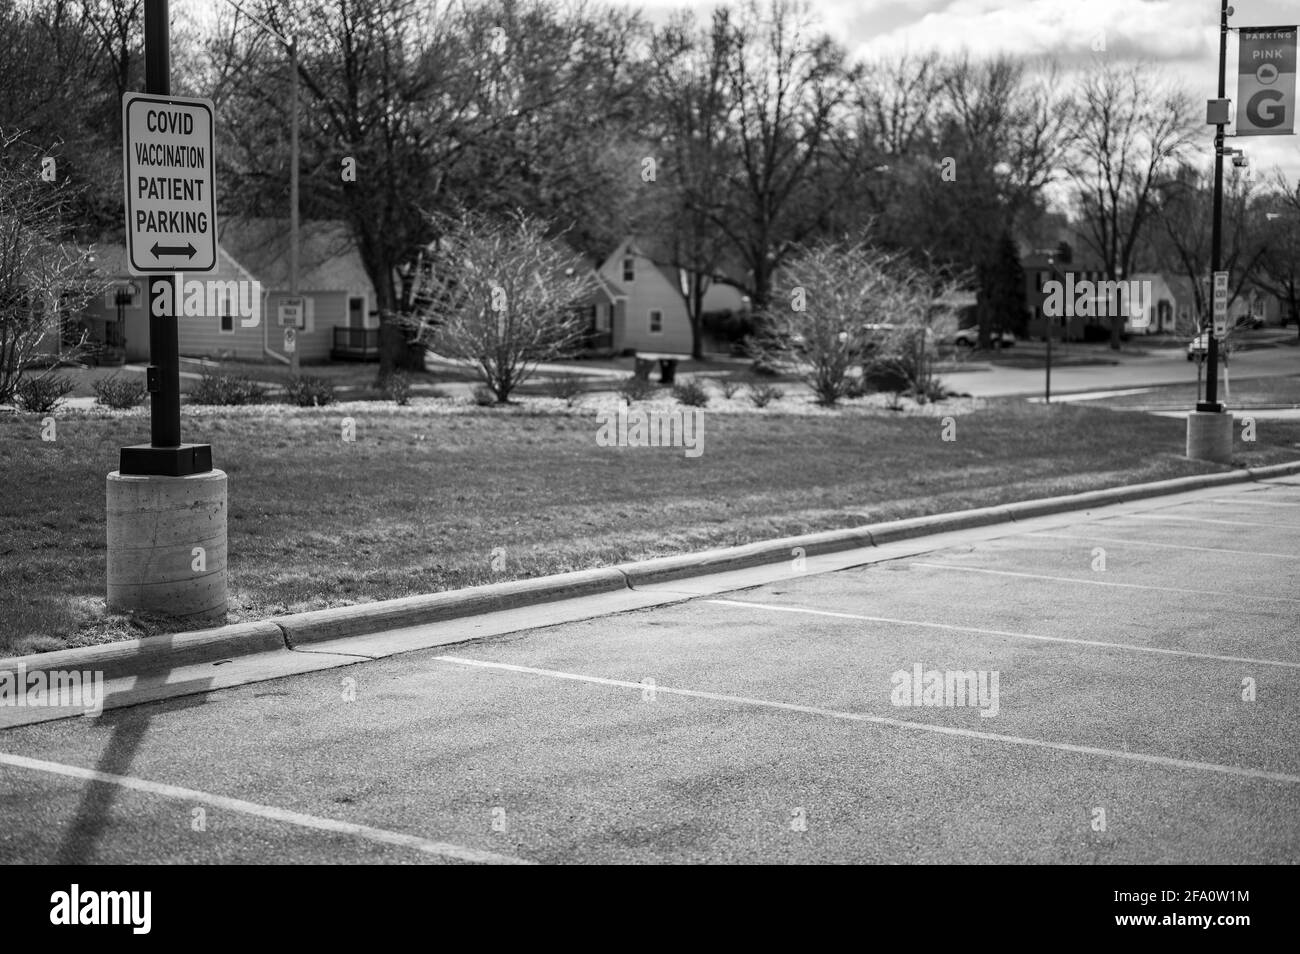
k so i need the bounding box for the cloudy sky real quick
[636,0,1300,182]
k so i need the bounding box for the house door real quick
[349,296,365,328]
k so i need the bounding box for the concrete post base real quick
[107,469,228,622]
[1186,411,1234,464]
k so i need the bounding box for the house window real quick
[219,292,234,334]
[649,309,662,334]
[1253,297,1265,317]
[595,304,611,332]
[622,258,635,282]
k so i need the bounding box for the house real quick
[79,242,261,363]
[1125,273,1179,335]
[217,218,378,363]
[1141,273,1282,333]
[74,219,378,364]
[1022,250,1178,340]
[594,238,749,354]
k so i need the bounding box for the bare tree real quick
[411,209,595,403]
[1148,163,1265,320]
[0,132,105,402]
[1253,170,1300,335]
[1067,61,1199,347]
[761,239,953,406]
[646,8,738,359]
[715,0,859,313]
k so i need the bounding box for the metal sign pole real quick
[1200,0,1228,413]
[145,0,181,448]
[118,0,213,476]
[107,0,226,623]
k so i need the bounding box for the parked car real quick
[1235,314,1264,330]
[952,327,1015,348]
[1187,332,1233,361]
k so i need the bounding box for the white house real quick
[595,238,749,354]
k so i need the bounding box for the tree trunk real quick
[690,278,706,361]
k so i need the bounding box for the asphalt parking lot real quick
[2,477,1298,864]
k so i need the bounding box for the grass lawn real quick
[1088,374,1300,410]
[3,394,1299,656]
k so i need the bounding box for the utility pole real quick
[223,0,300,371]
[1202,0,1230,413]
[289,36,300,374]
[1186,0,1237,463]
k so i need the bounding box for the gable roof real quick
[86,241,254,283]
[619,235,748,288]
[217,217,375,298]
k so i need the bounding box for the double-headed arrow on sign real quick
[150,242,197,259]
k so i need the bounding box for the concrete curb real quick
[277,568,629,647]
[5,459,1300,679]
[0,621,284,681]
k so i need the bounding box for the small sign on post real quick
[1212,271,1229,337]
[277,297,308,328]
[122,92,217,275]
[283,327,297,353]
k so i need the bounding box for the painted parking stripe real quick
[1030,531,1300,560]
[434,656,1300,786]
[702,598,1300,669]
[0,751,531,865]
[1118,513,1300,530]
[908,562,1300,603]
[1209,497,1300,508]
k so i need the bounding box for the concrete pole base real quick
[107,469,228,622]
[1186,411,1234,464]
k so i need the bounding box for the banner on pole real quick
[1237,26,1297,136]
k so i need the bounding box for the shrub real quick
[472,384,498,406]
[14,375,76,413]
[189,371,266,406]
[92,374,147,409]
[861,362,910,394]
[617,374,655,404]
[747,383,783,408]
[282,375,336,407]
[920,378,950,403]
[719,378,743,399]
[671,377,710,407]
[382,371,411,406]
[547,372,584,405]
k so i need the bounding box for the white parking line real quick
[1209,497,1300,508]
[1030,532,1300,560]
[0,751,531,865]
[434,656,1300,786]
[908,562,1300,603]
[702,598,1300,668]
[1118,513,1300,530]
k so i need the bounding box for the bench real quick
[633,351,693,385]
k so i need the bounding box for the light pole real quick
[223,0,299,372]
[1187,0,1236,462]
